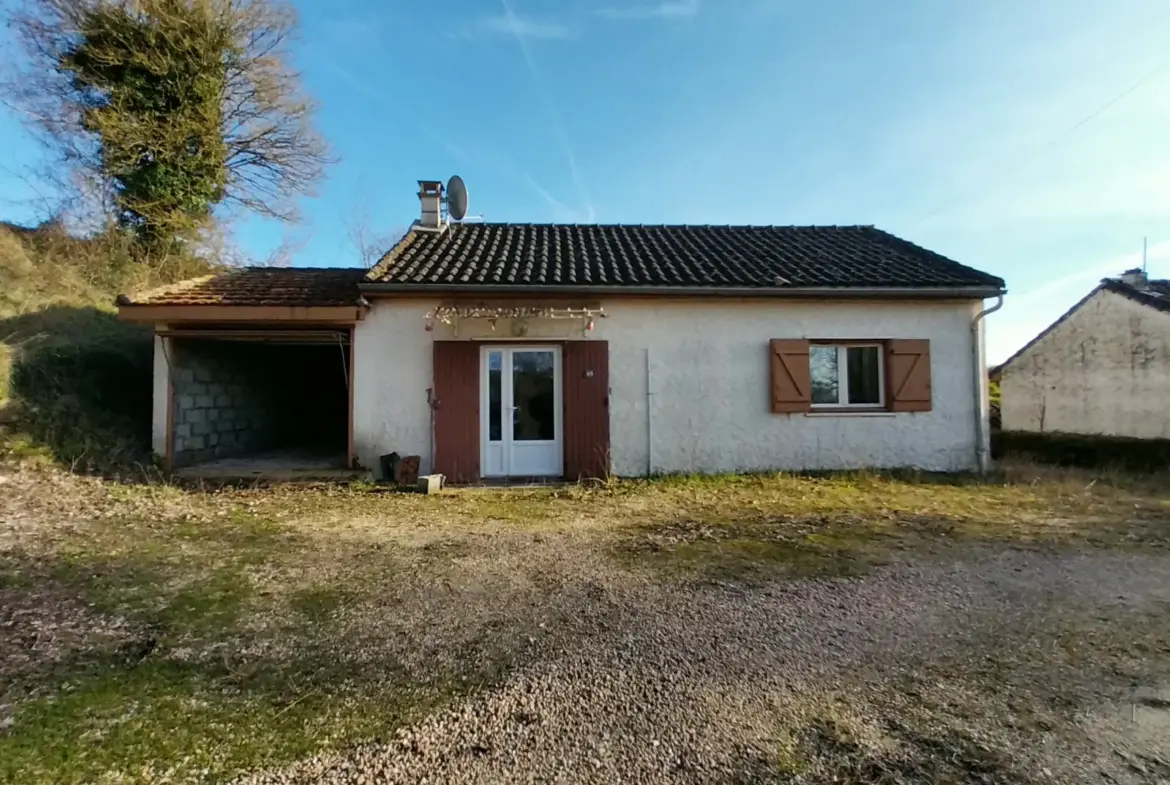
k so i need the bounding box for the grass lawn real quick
[2,461,1168,784]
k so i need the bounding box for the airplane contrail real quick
[498,0,597,221]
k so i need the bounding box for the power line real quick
[910,60,1170,230]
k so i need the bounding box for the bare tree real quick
[4,0,331,242]
[344,198,406,268]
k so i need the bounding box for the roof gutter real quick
[358,283,1007,300]
[971,294,1005,475]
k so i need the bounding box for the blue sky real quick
[3,0,1170,362]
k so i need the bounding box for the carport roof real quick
[118,267,367,307]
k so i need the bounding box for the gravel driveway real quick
[238,548,1170,785]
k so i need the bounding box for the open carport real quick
[115,266,370,480]
[161,328,357,480]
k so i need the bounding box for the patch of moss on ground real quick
[616,519,895,583]
[0,656,454,785]
[0,508,468,785]
[611,468,1170,582]
[38,517,280,640]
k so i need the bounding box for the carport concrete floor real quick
[173,449,368,482]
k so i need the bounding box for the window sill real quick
[805,409,895,418]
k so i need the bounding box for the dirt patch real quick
[787,717,1023,784]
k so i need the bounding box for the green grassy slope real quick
[0,223,212,473]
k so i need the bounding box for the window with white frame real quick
[809,344,883,407]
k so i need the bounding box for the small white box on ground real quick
[417,474,445,494]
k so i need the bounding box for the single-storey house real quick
[998,268,1170,438]
[117,181,1006,481]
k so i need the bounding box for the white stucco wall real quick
[1001,289,1170,437]
[353,298,984,476]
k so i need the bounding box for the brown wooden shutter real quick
[562,341,610,480]
[770,339,811,413]
[887,339,932,412]
[433,341,480,483]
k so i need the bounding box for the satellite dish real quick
[446,175,468,221]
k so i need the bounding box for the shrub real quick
[992,430,1170,473]
[5,306,154,471]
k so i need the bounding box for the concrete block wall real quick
[171,343,280,467]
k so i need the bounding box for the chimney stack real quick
[418,180,444,230]
[1119,267,1148,288]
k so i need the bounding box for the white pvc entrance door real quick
[481,346,563,478]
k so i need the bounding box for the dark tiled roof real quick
[997,276,1170,375]
[1103,278,1170,314]
[121,267,366,307]
[367,224,1004,290]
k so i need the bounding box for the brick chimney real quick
[1119,267,1148,288]
[418,180,444,230]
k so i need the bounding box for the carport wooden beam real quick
[155,329,351,344]
[118,305,365,323]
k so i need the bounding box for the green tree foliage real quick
[6,0,329,246]
[989,379,1002,430]
[62,1,230,241]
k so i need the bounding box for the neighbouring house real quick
[116,180,1006,481]
[998,269,1170,439]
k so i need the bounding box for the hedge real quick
[992,430,1170,473]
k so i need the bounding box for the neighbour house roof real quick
[366,224,1005,292]
[117,267,367,307]
[995,275,1170,375]
[1101,277,1170,314]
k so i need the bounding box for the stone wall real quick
[171,342,280,467]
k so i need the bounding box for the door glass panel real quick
[511,351,555,441]
[488,351,502,442]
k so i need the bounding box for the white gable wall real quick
[353,298,984,476]
[1000,289,1170,437]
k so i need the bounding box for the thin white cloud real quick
[908,63,1170,232]
[1012,240,1170,306]
[315,57,571,217]
[498,0,597,221]
[520,171,573,216]
[595,0,700,20]
[987,240,1170,364]
[477,13,571,40]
